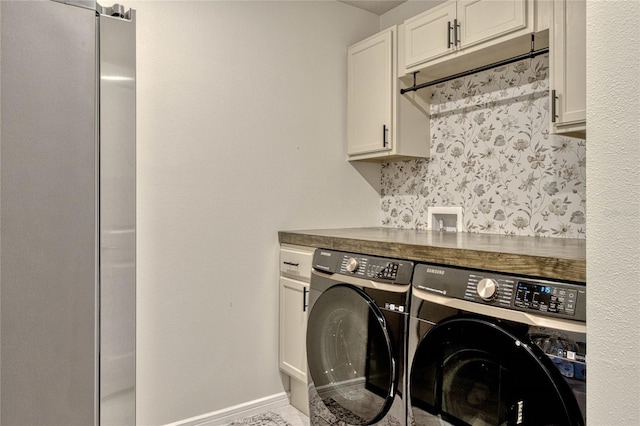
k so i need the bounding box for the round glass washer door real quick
[410,317,584,426]
[306,284,396,425]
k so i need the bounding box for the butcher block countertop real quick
[278,227,586,283]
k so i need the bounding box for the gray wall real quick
[586,1,640,424]
[128,1,380,424]
[380,0,445,29]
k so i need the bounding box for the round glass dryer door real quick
[410,317,584,426]
[306,285,396,425]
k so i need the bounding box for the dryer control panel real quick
[413,264,586,322]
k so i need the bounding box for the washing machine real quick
[306,249,414,426]
[408,263,586,426]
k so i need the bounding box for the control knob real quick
[345,257,359,273]
[477,278,498,301]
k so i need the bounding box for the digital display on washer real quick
[514,281,575,316]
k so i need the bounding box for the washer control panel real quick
[413,264,586,321]
[514,281,578,316]
[312,249,413,285]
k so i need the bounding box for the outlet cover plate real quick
[427,206,463,232]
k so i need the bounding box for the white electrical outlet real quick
[427,206,463,232]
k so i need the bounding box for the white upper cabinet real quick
[404,2,457,67]
[348,26,429,162]
[348,29,393,157]
[403,0,548,77]
[457,0,527,47]
[549,0,586,136]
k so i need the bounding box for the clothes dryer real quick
[408,263,586,426]
[306,249,414,426]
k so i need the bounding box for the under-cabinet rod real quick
[400,46,549,95]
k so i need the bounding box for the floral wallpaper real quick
[381,55,586,238]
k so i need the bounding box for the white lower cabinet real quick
[279,276,308,381]
[279,244,314,415]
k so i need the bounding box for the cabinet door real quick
[348,28,394,155]
[550,0,586,134]
[279,276,309,382]
[404,2,457,69]
[457,0,527,48]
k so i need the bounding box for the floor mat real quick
[227,411,292,426]
[322,398,366,425]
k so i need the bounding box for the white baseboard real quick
[165,392,290,426]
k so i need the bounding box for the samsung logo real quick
[425,268,445,275]
[320,251,332,257]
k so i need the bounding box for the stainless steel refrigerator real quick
[1,1,136,424]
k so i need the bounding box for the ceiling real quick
[338,0,408,15]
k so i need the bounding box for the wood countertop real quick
[278,227,586,282]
